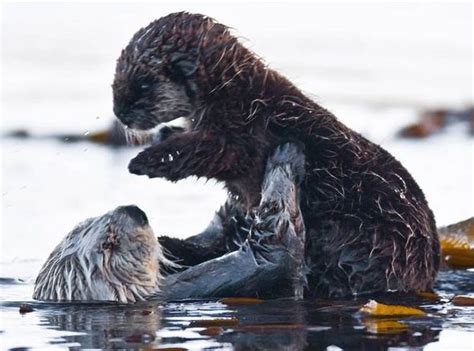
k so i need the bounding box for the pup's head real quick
[112,12,253,131]
[33,205,164,303]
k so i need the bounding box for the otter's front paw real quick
[266,143,306,184]
[128,148,156,177]
[129,144,182,180]
[128,152,151,176]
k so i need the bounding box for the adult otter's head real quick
[112,12,259,131]
[33,205,164,303]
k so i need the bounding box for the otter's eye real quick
[140,84,151,91]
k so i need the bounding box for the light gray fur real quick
[33,206,167,303]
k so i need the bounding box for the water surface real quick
[1,270,473,350]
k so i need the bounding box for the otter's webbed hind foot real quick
[161,143,307,300]
[250,143,307,298]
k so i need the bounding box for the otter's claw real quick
[128,134,197,181]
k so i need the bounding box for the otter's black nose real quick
[121,205,149,226]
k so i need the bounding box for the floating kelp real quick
[359,300,426,317]
[218,297,265,305]
[452,295,474,306]
[438,217,474,269]
[399,106,473,138]
[189,318,240,328]
[416,291,441,301]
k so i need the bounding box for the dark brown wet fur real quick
[113,12,440,297]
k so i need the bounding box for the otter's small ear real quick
[169,52,198,78]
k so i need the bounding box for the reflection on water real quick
[1,270,473,350]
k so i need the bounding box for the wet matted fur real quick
[33,206,166,303]
[113,12,440,297]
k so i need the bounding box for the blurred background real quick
[1,2,472,279]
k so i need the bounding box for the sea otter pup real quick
[33,206,165,303]
[113,12,440,297]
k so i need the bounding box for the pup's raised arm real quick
[128,130,259,182]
